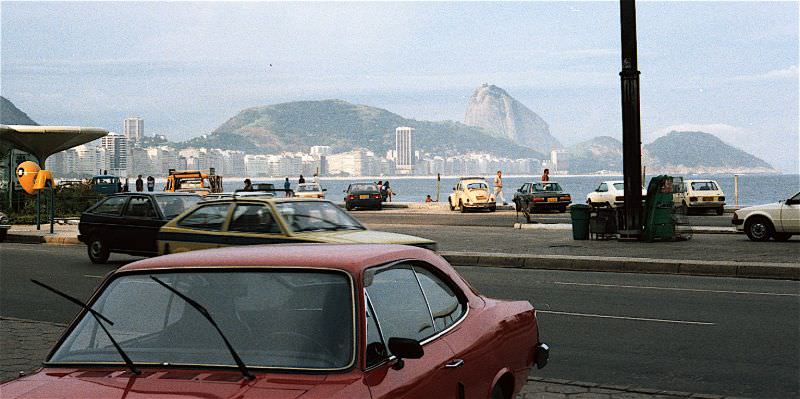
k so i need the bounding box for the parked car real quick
[0,211,9,242]
[158,198,436,254]
[295,183,326,199]
[586,180,647,208]
[448,177,496,212]
[732,191,800,241]
[78,193,203,263]
[674,180,726,215]
[513,182,572,221]
[6,244,548,399]
[344,182,382,210]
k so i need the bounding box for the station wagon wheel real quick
[744,216,773,242]
[87,237,110,264]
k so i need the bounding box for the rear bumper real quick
[532,201,571,209]
[464,201,496,209]
[687,201,725,208]
[347,199,382,208]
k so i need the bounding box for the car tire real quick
[744,216,774,242]
[489,206,496,212]
[605,202,612,208]
[716,207,724,216]
[346,203,354,211]
[376,203,382,211]
[491,384,506,399]
[459,200,466,213]
[87,237,110,264]
[0,229,6,243]
[559,206,567,213]
[449,197,455,211]
[773,233,793,242]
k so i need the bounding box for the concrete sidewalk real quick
[0,317,744,398]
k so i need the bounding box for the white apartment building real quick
[395,127,414,175]
[123,117,144,142]
[100,133,128,177]
[310,146,332,157]
[550,149,569,174]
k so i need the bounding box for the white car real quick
[732,192,800,241]
[674,180,726,215]
[586,180,647,208]
[448,177,496,212]
[294,183,326,199]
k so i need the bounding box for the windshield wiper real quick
[149,276,255,380]
[31,279,140,375]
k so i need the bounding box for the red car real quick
[2,244,549,399]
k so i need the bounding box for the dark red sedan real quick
[2,244,549,399]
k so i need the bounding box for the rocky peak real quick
[464,84,561,151]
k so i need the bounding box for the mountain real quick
[205,99,546,159]
[0,96,38,125]
[464,84,561,151]
[566,136,624,174]
[643,131,776,174]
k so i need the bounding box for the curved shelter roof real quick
[0,124,108,162]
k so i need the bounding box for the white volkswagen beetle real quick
[733,192,800,241]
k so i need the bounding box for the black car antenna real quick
[31,279,140,375]
[149,276,255,380]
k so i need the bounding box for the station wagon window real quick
[597,183,608,192]
[613,183,625,191]
[365,265,435,344]
[413,266,464,332]
[177,203,230,231]
[691,181,718,191]
[125,196,157,218]
[91,196,128,215]
[228,204,281,234]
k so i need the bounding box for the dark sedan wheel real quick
[87,237,110,264]
[345,203,354,211]
[744,217,773,242]
[773,233,793,242]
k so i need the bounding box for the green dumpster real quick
[570,204,591,240]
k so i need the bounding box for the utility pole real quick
[619,0,644,240]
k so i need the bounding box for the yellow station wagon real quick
[158,197,436,254]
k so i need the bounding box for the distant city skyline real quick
[1,2,797,172]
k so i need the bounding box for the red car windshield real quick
[49,270,354,371]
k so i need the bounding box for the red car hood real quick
[0,368,365,399]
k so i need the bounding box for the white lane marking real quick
[537,310,715,326]
[552,281,799,297]
[83,275,104,279]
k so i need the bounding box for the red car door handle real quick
[445,359,464,368]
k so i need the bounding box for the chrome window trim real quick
[411,266,437,331]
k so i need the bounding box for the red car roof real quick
[118,244,442,274]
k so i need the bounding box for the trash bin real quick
[590,207,618,239]
[570,204,591,240]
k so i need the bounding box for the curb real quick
[5,233,81,245]
[513,223,739,234]
[441,251,800,280]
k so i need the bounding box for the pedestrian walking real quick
[123,178,130,193]
[312,173,319,184]
[284,177,291,197]
[383,181,392,202]
[135,175,144,192]
[243,178,253,191]
[299,175,306,184]
[541,168,550,182]
[493,170,507,205]
[146,176,155,192]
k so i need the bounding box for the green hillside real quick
[208,100,545,159]
[0,96,38,125]
[644,131,773,170]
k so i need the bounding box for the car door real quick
[81,195,130,250]
[364,263,461,399]
[120,195,163,254]
[162,203,232,253]
[780,193,800,232]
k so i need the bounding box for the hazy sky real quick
[2,1,798,172]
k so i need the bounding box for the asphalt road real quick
[1,243,797,397]
[351,209,733,228]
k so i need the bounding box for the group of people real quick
[242,174,320,197]
[492,168,550,205]
[376,180,393,202]
[122,175,155,192]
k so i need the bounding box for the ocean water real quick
[228,174,800,207]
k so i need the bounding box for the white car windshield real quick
[466,182,488,190]
[49,271,354,370]
[275,201,364,232]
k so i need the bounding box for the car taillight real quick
[347,195,355,200]
[533,197,544,202]
[719,196,725,201]
[560,195,571,201]
[615,196,624,201]
[372,194,381,199]
[690,197,698,202]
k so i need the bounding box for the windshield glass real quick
[349,184,378,193]
[275,201,364,232]
[466,182,487,190]
[533,183,562,192]
[691,181,719,191]
[49,271,354,370]
[297,184,321,192]
[154,195,203,218]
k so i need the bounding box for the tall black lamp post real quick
[619,0,644,239]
